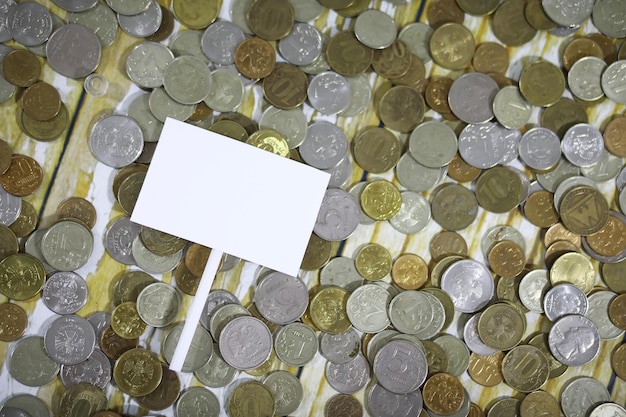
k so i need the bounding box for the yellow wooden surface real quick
[0,0,625,415]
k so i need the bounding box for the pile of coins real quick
[1,0,626,416]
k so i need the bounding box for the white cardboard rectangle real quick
[131,118,330,277]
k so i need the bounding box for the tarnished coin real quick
[194,343,237,388]
[57,383,107,417]
[135,363,180,411]
[100,326,138,360]
[379,85,425,133]
[247,0,294,41]
[501,345,549,392]
[519,60,565,107]
[228,380,275,417]
[478,302,526,351]
[431,184,478,231]
[46,24,101,79]
[0,302,26,342]
[352,127,401,174]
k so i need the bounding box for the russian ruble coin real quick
[520,391,561,417]
[7,1,52,46]
[477,303,526,351]
[163,56,212,105]
[589,403,626,417]
[162,323,212,372]
[448,72,498,124]
[468,351,504,387]
[320,256,363,291]
[209,303,251,340]
[0,253,45,300]
[132,235,182,274]
[299,121,347,169]
[561,123,605,167]
[325,354,370,394]
[199,289,240,330]
[408,121,457,168]
[274,322,318,366]
[586,290,624,340]
[434,334,470,377]
[325,394,363,417]
[193,343,237,388]
[518,269,550,313]
[307,71,350,115]
[42,271,89,315]
[422,373,464,415]
[463,313,498,356]
[314,188,360,241]
[548,314,600,366]
[219,316,272,370]
[501,345,549,392]
[60,348,111,390]
[111,302,146,339]
[345,284,390,333]
[373,339,427,394]
[113,348,162,396]
[46,24,101,79]
[86,311,110,348]
[44,315,96,365]
[365,382,423,417]
[118,0,162,38]
[227,380,275,417]
[134,363,180,411]
[440,259,494,313]
[0,302,26,342]
[431,183,478,231]
[126,42,174,89]
[137,282,180,327]
[320,327,361,364]
[89,115,144,168]
[568,57,606,102]
[3,393,51,417]
[176,386,219,417]
[67,2,118,48]
[57,383,107,417]
[8,336,59,386]
[353,9,396,49]
[254,271,308,325]
[264,370,304,415]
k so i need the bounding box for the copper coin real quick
[234,37,276,79]
[134,363,181,410]
[185,243,213,277]
[378,85,425,132]
[603,116,626,157]
[326,30,372,76]
[447,152,481,183]
[473,42,509,74]
[586,33,615,64]
[57,197,97,229]
[468,352,504,387]
[390,53,426,88]
[544,222,582,248]
[187,101,214,122]
[100,326,139,360]
[425,77,454,114]
[2,49,41,87]
[523,190,559,228]
[586,214,626,257]
[427,0,464,29]
[262,63,308,109]
[0,139,12,175]
[430,230,468,261]
[20,103,69,142]
[391,253,428,290]
[423,373,465,415]
[372,39,412,79]
[174,261,200,295]
[488,240,526,278]
[0,154,43,196]
[112,164,148,199]
[21,81,62,121]
[612,343,626,380]
[562,37,604,71]
[246,0,294,41]
[0,302,27,342]
[146,5,175,42]
[544,240,579,268]
[218,112,258,135]
[609,294,626,330]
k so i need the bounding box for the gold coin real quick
[355,243,392,281]
[609,294,626,330]
[372,40,412,79]
[262,63,308,109]
[456,0,499,15]
[492,0,537,46]
[431,183,478,231]
[524,0,557,31]
[430,231,468,262]
[0,138,12,175]
[519,60,565,107]
[8,200,37,238]
[187,101,214,122]
[562,38,604,71]
[378,85,425,132]
[429,22,475,70]
[58,383,108,417]
[611,343,626,380]
[360,180,402,221]
[559,186,609,235]
[247,0,294,41]
[390,53,427,88]
[477,303,526,350]
[475,166,524,213]
[586,214,626,257]
[174,261,200,296]
[0,154,43,197]
[391,253,428,290]
[0,225,18,261]
[520,390,560,417]
[140,226,186,256]
[300,232,332,270]
[549,251,595,294]
[247,129,290,157]
[425,77,454,114]
[447,152,481,183]
[423,373,465,415]
[2,49,41,87]
[217,112,258,136]
[351,127,401,173]
[171,0,220,29]
[209,120,249,141]
[544,223,581,249]
[501,345,549,392]
[228,380,275,416]
[234,37,276,79]
[325,394,363,417]
[0,302,27,342]
[21,81,62,121]
[56,197,97,229]
[326,30,372,76]
[113,348,163,397]
[523,190,559,228]
[423,340,448,374]
[111,302,147,339]
[135,363,180,411]
[488,240,526,278]
[0,253,45,300]
[116,171,145,215]
[469,403,486,417]
[468,352,504,387]
[473,42,509,74]
[100,326,139,360]
[527,333,567,379]
[544,240,579,269]
[602,260,626,294]
[427,0,465,29]
[111,164,148,200]
[603,116,626,157]
[184,243,217,277]
[113,270,157,305]
[541,98,588,137]
[309,286,351,334]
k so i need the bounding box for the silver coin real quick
[560,376,610,417]
[26,12,63,58]
[175,387,220,417]
[314,188,360,241]
[264,370,304,416]
[42,271,89,315]
[274,322,318,366]
[201,20,245,65]
[67,2,118,48]
[481,225,527,258]
[548,314,600,366]
[519,127,561,171]
[289,0,323,22]
[307,71,351,115]
[126,42,174,89]
[7,1,52,46]
[396,152,446,192]
[348,182,376,225]
[568,56,606,102]
[366,330,400,363]
[300,121,348,169]
[448,72,498,124]
[89,115,144,168]
[204,68,244,112]
[592,0,626,38]
[118,0,161,38]
[398,22,432,63]
[254,271,308,325]
[163,55,212,105]
[320,327,361,364]
[46,24,101,78]
[338,73,372,118]
[23,228,55,274]
[409,121,457,168]
[319,256,363,291]
[148,87,195,122]
[168,29,209,65]
[259,106,308,149]
[9,336,59,387]
[434,334,470,377]
[373,339,427,394]
[462,313,498,356]
[543,282,588,322]
[458,122,506,169]
[278,22,322,65]
[323,156,352,189]
[162,323,213,372]
[219,316,272,370]
[3,394,50,417]
[354,9,396,49]
[52,0,97,12]
[493,86,532,130]
[106,0,150,16]
[104,216,141,265]
[86,311,110,348]
[602,60,626,105]
[580,150,623,182]
[193,343,237,388]
[131,235,182,274]
[388,290,432,336]
[497,127,521,165]
[0,184,21,226]
[40,220,94,271]
[60,348,111,390]
[536,157,580,193]
[209,303,250,340]
[0,71,15,104]
[346,284,391,333]
[300,32,330,75]
[561,123,605,167]
[137,282,181,327]
[0,407,31,417]
[366,382,423,417]
[0,0,16,43]
[44,314,96,365]
[542,0,593,26]
[586,290,624,340]
[440,259,495,313]
[518,269,550,313]
[325,354,370,394]
[199,289,240,330]
[389,190,431,234]
[589,403,626,417]
[127,93,164,142]
[229,0,253,34]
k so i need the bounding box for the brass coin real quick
[309,286,351,334]
[519,60,565,107]
[469,403,486,417]
[560,186,609,235]
[501,345,549,392]
[603,116,626,157]
[146,5,175,42]
[447,152,481,183]
[228,380,275,416]
[21,81,62,121]
[351,127,401,173]
[391,253,428,290]
[0,138,11,175]
[57,197,97,229]
[246,129,290,157]
[423,340,448,374]
[113,348,163,397]
[171,0,220,29]
[58,383,107,417]
[20,103,69,142]
[423,373,464,415]
[0,253,45,300]
[218,112,258,135]
[318,0,354,9]
[468,352,504,387]
[300,232,332,270]
[188,101,214,122]
[609,294,626,330]
[0,302,27,342]
[390,53,426,88]
[425,77,454,114]
[549,252,595,294]
[8,200,38,238]
[475,166,524,213]
[562,38,604,71]
[602,260,626,294]
[116,171,146,215]
[544,240,579,269]
[457,0,499,15]
[2,49,41,87]
[355,243,392,281]
[431,183,478,231]
[430,231,468,261]
[184,243,213,277]
[325,394,363,417]
[523,190,559,228]
[427,0,465,29]
[111,301,147,339]
[0,225,18,261]
[544,222,581,249]
[113,270,157,305]
[135,363,180,411]
[372,40,412,79]
[247,0,294,41]
[262,63,308,109]
[378,85,425,132]
[112,165,148,206]
[492,0,537,47]
[527,333,567,379]
[520,390,560,417]
[100,326,139,360]
[612,343,626,380]
[473,42,509,74]
[0,154,43,197]
[326,30,373,76]
[234,37,276,79]
[209,120,249,141]
[360,180,402,221]
[174,261,200,296]
[488,240,526,278]
[586,214,626,257]
[335,0,369,18]
[140,226,186,256]
[429,22,475,70]
[524,0,557,31]
[541,97,588,137]
[587,33,615,64]
[477,303,526,350]
[497,275,528,314]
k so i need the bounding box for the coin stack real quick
[1,0,626,416]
